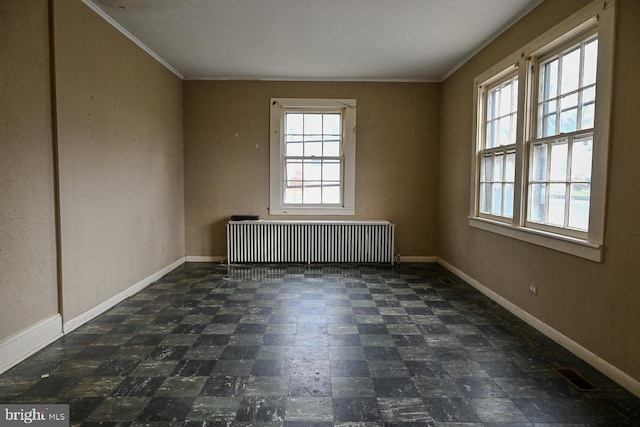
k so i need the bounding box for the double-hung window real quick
[479,71,519,220]
[527,32,598,236]
[270,98,356,215]
[470,0,615,262]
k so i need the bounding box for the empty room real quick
[1,0,639,424]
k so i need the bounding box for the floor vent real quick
[555,368,599,391]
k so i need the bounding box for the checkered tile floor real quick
[1,262,639,426]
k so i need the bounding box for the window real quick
[470,0,615,262]
[527,33,598,236]
[270,98,356,215]
[479,72,518,220]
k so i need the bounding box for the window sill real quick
[270,207,355,216]
[468,216,602,262]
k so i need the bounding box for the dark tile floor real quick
[1,262,639,426]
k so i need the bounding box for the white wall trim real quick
[63,257,185,334]
[186,256,226,263]
[437,257,640,399]
[80,0,184,79]
[0,314,63,375]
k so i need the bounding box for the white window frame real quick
[270,98,356,215]
[469,0,615,262]
[477,68,519,222]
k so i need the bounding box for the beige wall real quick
[53,0,185,321]
[439,0,640,383]
[0,0,58,341]
[184,81,440,258]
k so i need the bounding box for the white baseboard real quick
[0,314,63,375]
[437,257,640,399]
[185,255,226,263]
[63,257,185,334]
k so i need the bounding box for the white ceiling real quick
[86,0,541,82]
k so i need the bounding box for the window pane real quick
[304,114,322,134]
[286,113,304,134]
[491,184,502,215]
[531,143,548,181]
[323,139,340,157]
[504,183,514,218]
[560,47,580,94]
[559,109,577,133]
[323,114,341,135]
[486,120,497,148]
[480,183,490,214]
[498,116,512,146]
[303,183,322,204]
[505,151,515,182]
[571,137,593,181]
[541,114,557,137]
[550,141,568,181]
[323,184,341,204]
[569,183,590,230]
[581,104,595,129]
[286,141,303,156]
[493,153,504,181]
[529,183,546,223]
[548,183,566,226]
[489,89,499,120]
[323,161,341,181]
[542,59,558,101]
[583,38,598,86]
[285,160,303,182]
[304,140,322,157]
[481,155,492,182]
[583,86,596,103]
[285,187,302,204]
[499,82,512,116]
[303,160,322,181]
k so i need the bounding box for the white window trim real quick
[269,98,357,216]
[469,0,615,262]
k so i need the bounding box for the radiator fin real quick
[227,220,395,264]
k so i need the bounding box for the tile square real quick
[200,375,248,397]
[236,396,287,422]
[155,376,207,397]
[137,396,195,421]
[220,345,260,360]
[288,373,332,397]
[110,376,164,397]
[252,359,285,376]
[470,397,529,422]
[362,346,402,361]
[195,334,230,346]
[378,397,433,423]
[423,397,481,423]
[331,377,375,397]
[331,360,370,377]
[367,361,410,377]
[235,323,267,334]
[211,360,255,376]
[171,359,216,377]
[356,324,389,334]
[87,397,149,421]
[332,397,382,422]
[372,377,420,397]
[131,360,179,377]
[286,397,333,421]
[328,334,361,346]
[245,376,289,396]
[187,396,241,421]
